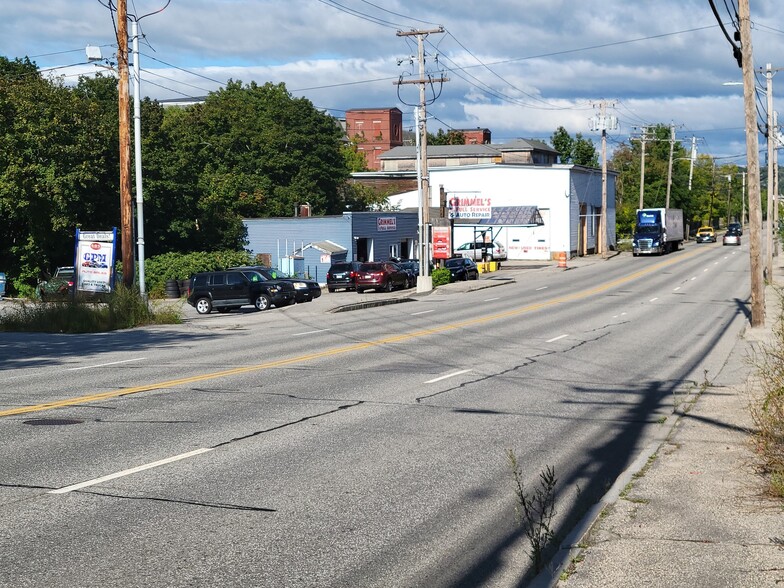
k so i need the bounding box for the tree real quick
[550,126,598,167]
[427,128,465,145]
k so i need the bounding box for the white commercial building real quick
[387,164,617,261]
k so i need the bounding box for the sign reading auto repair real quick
[447,193,492,219]
[74,228,117,294]
[377,217,397,231]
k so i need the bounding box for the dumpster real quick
[0,273,5,298]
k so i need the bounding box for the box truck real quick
[632,208,684,256]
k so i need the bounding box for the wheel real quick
[195,297,212,314]
[462,272,468,281]
[255,294,271,311]
[357,287,365,294]
[471,272,478,280]
[385,280,394,292]
[328,287,335,293]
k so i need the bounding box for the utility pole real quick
[775,110,780,256]
[116,0,134,288]
[590,101,618,258]
[740,171,747,225]
[687,136,697,191]
[726,175,733,227]
[131,18,146,299]
[396,27,447,293]
[636,126,649,209]
[765,63,775,279]
[740,0,765,327]
[665,123,676,208]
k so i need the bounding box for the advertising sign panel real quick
[447,193,492,219]
[377,217,397,231]
[74,228,117,294]
[432,226,451,259]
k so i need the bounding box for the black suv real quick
[186,270,295,314]
[230,266,322,303]
[326,261,362,292]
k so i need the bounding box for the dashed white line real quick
[691,276,697,281]
[674,286,681,291]
[49,448,214,494]
[649,297,658,302]
[424,369,472,384]
[67,358,146,371]
[546,334,568,343]
[411,309,435,316]
[535,286,548,291]
[292,329,329,336]
[484,297,500,302]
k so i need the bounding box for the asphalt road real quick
[0,242,750,587]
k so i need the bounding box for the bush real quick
[137,250,252,297]
[0,284,181,333]
[431,267,451,287]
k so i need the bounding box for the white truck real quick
[632,208,684,256]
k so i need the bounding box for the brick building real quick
[345,107,403,171]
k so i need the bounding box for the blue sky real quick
[2,0,783,162]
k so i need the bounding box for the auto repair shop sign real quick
[74,228,117,293]
[448,193,492,219]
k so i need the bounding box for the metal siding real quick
[349,212,419,261]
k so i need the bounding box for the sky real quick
[2,0,783,163]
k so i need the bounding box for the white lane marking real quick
[714,261,719,265]
[535,286,548,291]
[424,369,472,384]
[649,297,658,302]
[703,268,709,272]
[691,276,697,281]
[484,297,500,302]
[674,286,681,291]
[67,358,146,371]
[546,334,568,343]
[49,448,213,494]
[292,329,329,336]
[411,309,435,316]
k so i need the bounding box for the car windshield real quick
[445,259,463,268]
[636,225,661,235]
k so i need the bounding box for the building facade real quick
[345,108,404,171]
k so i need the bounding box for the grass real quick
[749,287,784,500]
[0,285,182,333]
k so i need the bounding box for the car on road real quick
[723,228,742,246]
[444,257,479,281]
[455,241,507,262]
[695,226,717,243]
[728,222,743,235]
[355,262,409,293]
[231,266,321,303]
[326,261,362,292]
[395,260,420,287]
[186,270,294,314]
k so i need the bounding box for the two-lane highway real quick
[0,243,752,587]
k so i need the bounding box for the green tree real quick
[427,129,465,145]
[550,126,598,166]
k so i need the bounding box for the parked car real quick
[355,262,409,293]
[695,226,717,243]
[455,241,507,262]
[395,260,420,287]
[723,228,742,246]
[229,268,297,307]
[728,222,743,235]
[326,261,362,292]
[444,257,479,281]
[38,266,75,301]
[230,266,321,303]
[186,270,294,314]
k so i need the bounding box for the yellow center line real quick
[0,249,703,418]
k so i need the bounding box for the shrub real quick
[136,250,252,297]
[431,267,451,287]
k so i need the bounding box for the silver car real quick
[722,230,741,246]
[455,241,507,262]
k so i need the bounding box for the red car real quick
[355,262,409,293]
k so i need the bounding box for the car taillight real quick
[326,272,331,279]
[349,271,356,278]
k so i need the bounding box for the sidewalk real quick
[544,272,784,587]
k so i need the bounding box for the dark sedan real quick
[445,257,479,281]
[355,262,409,293]
[231,266,322,303]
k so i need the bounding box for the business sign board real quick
[432,226,451,260]
[377,217,397,232]
[447,193,492,219]
[74,228,118,294]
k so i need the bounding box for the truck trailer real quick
[632,208,684,256]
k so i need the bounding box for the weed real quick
[507,449,557,573]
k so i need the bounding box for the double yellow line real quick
[0,250,701,418]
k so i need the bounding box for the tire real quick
[385,280,394,292]
[328,287,335,293]
[255,294,271,311]
[462,272,468,281]
[195,297,212,314]
[357,287,365,294]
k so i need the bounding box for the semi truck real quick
[632,208,684,256]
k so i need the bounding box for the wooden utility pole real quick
[591,101,617,258]
[637,127,649,209]
[117,0,134,288]
[395,27,447,291]
[740,0,765,326]
[665,123,675,208]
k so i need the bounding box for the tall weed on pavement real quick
[749,287,784,500]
